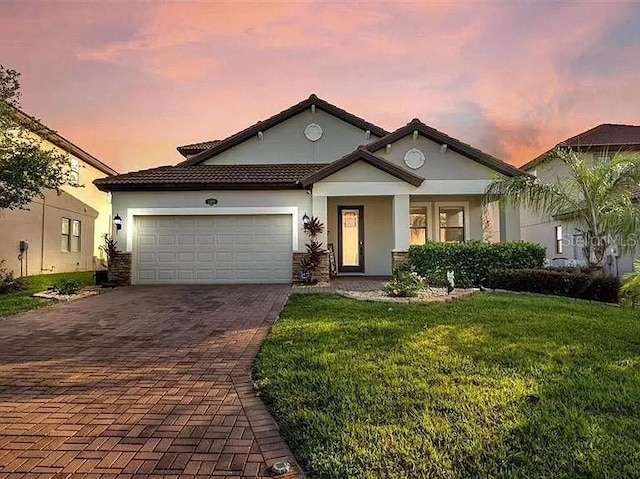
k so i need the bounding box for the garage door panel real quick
[134,215,292,284]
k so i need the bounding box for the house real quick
[0,108,118,276]
[94,94,525,285]
[520,123,640,276]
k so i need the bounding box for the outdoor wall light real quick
[302,213,311,225]
[113,214,122,231]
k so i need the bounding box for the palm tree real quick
[485,147,640,268]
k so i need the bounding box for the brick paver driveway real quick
[0,285,301,478]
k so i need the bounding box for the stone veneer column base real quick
[391,250,410,272]
[292,251,330,284]
[109,253,132,285]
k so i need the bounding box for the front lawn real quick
[254,293,640,478]
[0,271,95,317]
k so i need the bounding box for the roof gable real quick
[366,119,525,177]
[300,147,424,187]
[177,94,389,165]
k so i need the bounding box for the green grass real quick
[0,271,95,318]
[254,293,640,478]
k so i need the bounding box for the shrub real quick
[53,277,83,295]
[383,270,428,297]
[485,268,620,303]
[0,260,26,295]
[408,241,546,288]
[620,260,640,308]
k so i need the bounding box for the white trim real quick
[419,180,492,194]
[313,181,414,196]
[125,206,299,251]
[409,201,433,243]
[313,179,493,196]
[434,201,470,242]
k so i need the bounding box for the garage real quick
[133,215,292,284]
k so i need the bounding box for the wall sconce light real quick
[302,213,311,225]
[113,214,122,231]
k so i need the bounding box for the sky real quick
[1,1,640,174]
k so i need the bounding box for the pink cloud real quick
[1,1,639,172]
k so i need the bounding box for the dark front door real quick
[338,206,364,273]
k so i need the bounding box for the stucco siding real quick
[321,161,406,183]
[327,196,393,276]
[38,135,113,260]
[204,109,379,165]
[374,135,501,181]
[0,190,98,276]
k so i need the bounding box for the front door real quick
[338,206,364,273]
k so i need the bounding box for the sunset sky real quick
[2,1,640,174]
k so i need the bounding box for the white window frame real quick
[409,201,433,244]
[434,201,470,242]
[555,225,563,255]
[69,158,80,185]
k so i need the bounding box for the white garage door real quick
[134,215,292,284]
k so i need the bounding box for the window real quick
[61,218,81,252]
[69,158,79,185]
[439,207,465,242]
[71,220,81,252]
[555,226,563,254]
[410,207,428,245]
[61,218,70,251]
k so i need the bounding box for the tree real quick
[485,147,640,267]
[1,65,70,210]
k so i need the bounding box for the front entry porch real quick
[303,194,503,279]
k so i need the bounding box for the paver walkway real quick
[0,285,301,478]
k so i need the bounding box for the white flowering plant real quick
[383,270,428,297]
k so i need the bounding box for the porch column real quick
[312,195,328,248]
[392,194,410,250]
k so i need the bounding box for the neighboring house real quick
[0,108,118,276]
[94,94,525,285]
[520,123,640,276]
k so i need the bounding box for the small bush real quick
[485,268,620,303]
[621,260,640,308]
[53,277,83,295]
[0,260,26,295]
[409,241,546,288]
[383,270,428,297]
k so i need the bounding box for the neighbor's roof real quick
[521,123,640,171]
[93,163,328,191]
[8,104,118,176]
[176,140,221,156]
[366,119,526,177]
[177,94,389,165]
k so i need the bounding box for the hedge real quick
[485,269,620,303]
[408,241,546,288]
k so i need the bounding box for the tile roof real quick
[177,94,389,165]
[366,119,527,177]
[176,140,221,156]
[93,163,328,191]
[8,104,118,176]
[562,124,640,147]
[521,123,640,170]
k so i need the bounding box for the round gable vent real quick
[304,123,323,142]
[404,148,425,169]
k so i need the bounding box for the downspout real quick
[41,195,46,272]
